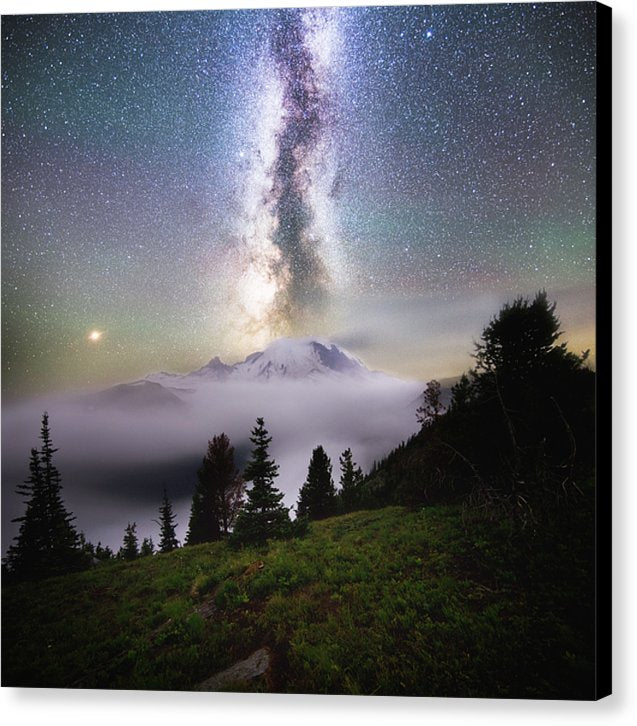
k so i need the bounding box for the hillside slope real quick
[2,505,594,698]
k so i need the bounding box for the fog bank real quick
[2,377,422,552]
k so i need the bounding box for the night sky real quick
[1,2,597,397]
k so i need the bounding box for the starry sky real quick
[1,2,597,397]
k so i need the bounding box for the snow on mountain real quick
[232,338,368,380]
[145,337,383,388]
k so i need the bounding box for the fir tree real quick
[473,290,586,381]
[157,489,179,552]
[297,445,337,520]
[5,449,49,580]
[140,537,155,557]
[120,522,139,560]
[186,434,244,545]
[416,380,444,428]
[38,412,81,572]
[231,418,291,547]
[338,448,364,512]
[4,413,83,581]
[449,373,474,412]
[94,542,114,561]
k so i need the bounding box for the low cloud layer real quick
[2,377,422,552]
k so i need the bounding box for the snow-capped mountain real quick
[232,338,369,381]
[87,338,400,412]
[146,356,233,387]
[145,337,379,387]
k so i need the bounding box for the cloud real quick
[2,376,421,552]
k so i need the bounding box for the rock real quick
[194,647,271,692]
[196,599,217,620]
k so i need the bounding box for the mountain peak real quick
[144,337,373,386]
[235,337,367,380]
[192,355,234,378]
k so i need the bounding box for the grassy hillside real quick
[2,504,594,698]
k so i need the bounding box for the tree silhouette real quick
[338,448,364,512]
[416,380,444,428]
[140,537,155,557]
[120,522,139,561]
[361,291,595,521]
[231,418,291,546]
[297,445,337,520]
[187,434,244,544]
[474,290,585,380]
[94,542,114,561]
[4,413,83,581]
[5,449,49,580]
[156,489,179,552]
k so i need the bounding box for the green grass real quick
[1,505,595,697]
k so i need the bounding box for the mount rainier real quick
[144,338,385,389]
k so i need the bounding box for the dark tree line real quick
[356,291,595,527]
[116,488,180,561]
[183,419,366,547]
[3,408,373,581]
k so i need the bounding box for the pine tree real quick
[449,373,474,412]
[38,412,81,572]
[94,542,114,561]
[5,449,49,580]
[297,445,337,520]
[416,380,444,428]
[231,418,291,546]
[4,413,83,581]
[140,537,155,557]
[338,448,364,512]
[157,489,179,552]
[120,522,139,560]
[474,290,585,380]
[186,434,244,545]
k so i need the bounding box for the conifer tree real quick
[297,445,337,520]
[140,537,155,557]
[94,542,114,561]
[231,418,291,546]
[4,413,83,580]
[120,522,139,560]
[449,373,474,412]
[186,434,244,545]
[416,380,444,428]
[338,448,364,512]
[157,489,179,552]
[38,412,82,572]
[5,449,49,580]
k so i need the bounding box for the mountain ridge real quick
[144,337,384,388]
[83,337,414,412]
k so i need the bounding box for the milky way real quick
[1,3,597,394]
[234,8,340,346]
